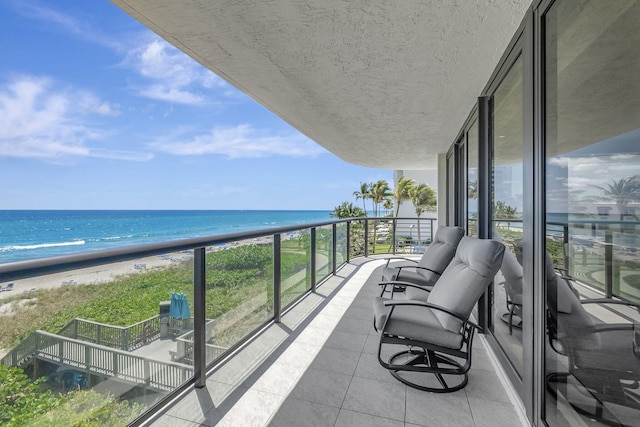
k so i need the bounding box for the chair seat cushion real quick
[374,299,464,350]
[572,328,640,375]
[381,267,434,287]
[373,296,395,330]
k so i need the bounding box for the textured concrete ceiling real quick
[111,0,530,169]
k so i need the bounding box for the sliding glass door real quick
[544,1,640,425]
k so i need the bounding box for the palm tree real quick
[393,176,415,216]
[383,198,393,216]
[595,176,640,219]
[369,179,392,218]
[468,179,478,200]
[410,184,437,244]
[353,182,371,216]
[368,179,392,253]
[493,201,520,219]
[330,202,366,219]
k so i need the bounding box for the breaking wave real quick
[0,240,86,252]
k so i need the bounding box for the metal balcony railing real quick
[0,216,436,426]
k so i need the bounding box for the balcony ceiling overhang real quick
[111,0,530,169]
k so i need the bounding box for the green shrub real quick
[0,365,62,427]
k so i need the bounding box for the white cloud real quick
[88,148,153,162]
[548,157,569,168]
[10,1,124,52]
[149,124,327,158]
[126,39,225,105]
[0,74,148,161]
[140,85,205,105]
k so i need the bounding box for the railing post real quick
[310,228,317,292]
[193,247,207,388]
[113,351,118,376]
[364,219,369,257]
[563,224,570,274]
[144,359,151,386]
[73,318,78,339]
[35,333,41,358]
[332,224,337,274]
[273,234,282,322]
[604,228,613,299]
[59,339,64,363]
[122,328,128,351]
[85,345,91,372]
[96,324,101,346]
[430,219,434,243]
[346,221,351,262]
[391,218,397,255]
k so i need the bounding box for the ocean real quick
[0,210,333,264]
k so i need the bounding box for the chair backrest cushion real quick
[547,273,601,349]
[500,249,523,298]
[415,226,465,282]
[428,237,505,332]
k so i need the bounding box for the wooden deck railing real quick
[57,316,161,351]
[27,330,191,391]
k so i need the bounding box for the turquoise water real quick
[0,210,332,263]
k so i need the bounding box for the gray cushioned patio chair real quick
[499,248,524,334]
[546,271,640,423]
[374,236,505,392]
[379,226,465,298]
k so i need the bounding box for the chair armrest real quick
[395,265,441,276]
[383,300,480,330]
[378,281,432,297]
[580,298,640,309]
[557,323,634,341]
[384,256,420,268]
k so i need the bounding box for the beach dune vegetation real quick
[0,243,308,350]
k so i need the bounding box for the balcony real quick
[146,257,525,427]
[0,218,522,426]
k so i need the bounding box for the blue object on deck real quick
[169,293,180,318]
[179,294,191,319]
[170,292,191,319]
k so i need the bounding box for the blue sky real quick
[0,0,392,210]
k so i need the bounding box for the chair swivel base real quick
[387,349,468,393]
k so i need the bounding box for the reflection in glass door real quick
[544,1,640,425]
[490,56,524,375]
[467,120,479,237]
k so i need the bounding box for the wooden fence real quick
[14,331,193,391]
[57,316,161,351]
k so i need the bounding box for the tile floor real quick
[145,258,527,427]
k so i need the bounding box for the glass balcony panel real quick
[567,226,607,293]
[204,238,275,366]
[281,230,311,309]
[614,228,640,304]
[315,225,333,281]
[0,252,196,425]
[335,223,348,265]
[366,218,391,255]
[349,219,366,258]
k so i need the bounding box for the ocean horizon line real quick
[0,210,336,263]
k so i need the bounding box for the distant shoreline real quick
[0,236,278,301]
